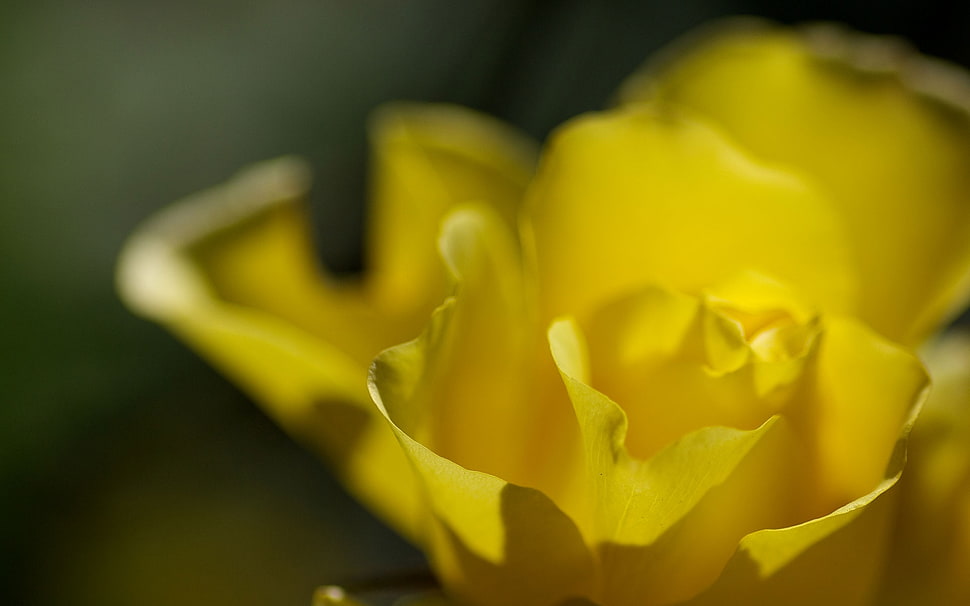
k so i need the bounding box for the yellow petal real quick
[525,105,854,326]
[622,21,970,344]
[386,201,578,497]
[682,475,900,606]
[876,331,970,605]
[367,203,594,605]
[549,286,925,605]
[366,102,539,312]
[579,285,810,460]
[679,320,926,606]
[117,158,424,539]
[433,205,534,480]
[370,304,595,606]
[550,318,805,605]
[797,316,929,513]
[180,104,539,367]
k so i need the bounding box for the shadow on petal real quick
[428,484,596,606]
[681,484,896,606]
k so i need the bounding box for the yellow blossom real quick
[118,19,970,606]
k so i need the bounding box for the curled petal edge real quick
[683,371,927,606]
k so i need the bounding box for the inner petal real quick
[586,283,816,460]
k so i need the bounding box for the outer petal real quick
[876,331,970,605]
[117,158,422,538]
[681,476,900,606]
[525,105,854,325]
[621,21,970,344]
[550,318,804,606]
[796,317,929,514]
[117,105,538,542]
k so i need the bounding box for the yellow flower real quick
[118,20,970,606]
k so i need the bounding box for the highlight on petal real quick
[524,103,855,327]
[621,19,970,344]
[313,586,369,606]
[312,587,454,606]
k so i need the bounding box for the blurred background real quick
[3,1,970,605]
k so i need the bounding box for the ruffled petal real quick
[525,105,854,326]
[370,309,594,606]
[549,318,805,605]
[377,202,577,494]
[621,20,970,344]
[366,102,539,312]
[548,288,925,605]
[579,283,815,460]
[367,203,594,606]
[116,158,423,539]
[117,105,539,542]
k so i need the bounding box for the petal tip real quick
[116,156,312,318]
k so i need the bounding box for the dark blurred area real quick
[2,1,969,605]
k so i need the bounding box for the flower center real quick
[585,274,820,459]
[707,301,814,363]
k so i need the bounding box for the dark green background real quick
[3,1,969,604]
